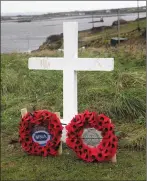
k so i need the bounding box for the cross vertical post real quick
[63,22,78,123]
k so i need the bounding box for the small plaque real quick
[32,126,51,146]
[82,128,102,147]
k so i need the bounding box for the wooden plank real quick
[111,154,117,163]
[21,108,27,118]
[55,112,62,156]
[110,119,117,163]
[54,112,60,118]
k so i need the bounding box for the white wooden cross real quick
[28,22,114,141]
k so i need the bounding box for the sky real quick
[1,1,146,15]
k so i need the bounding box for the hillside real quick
[1,19,146,180]
[36,18,146,51]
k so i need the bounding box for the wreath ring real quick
[66,110,118,162]
[19,110,63,157]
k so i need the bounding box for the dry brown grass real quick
[31,49,63,57]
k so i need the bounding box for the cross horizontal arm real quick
[28,57,65,70]
[72,58,114,71]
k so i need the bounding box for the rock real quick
[91,26,111,33]
[112,19,127,26]
[46,33,63,43]
[37,33,63,51]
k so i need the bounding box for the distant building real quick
[11,17,18,20]
[65,13,70,16]
[79,12,85,16]
[106,10,111,13]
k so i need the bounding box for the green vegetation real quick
[1,19,146,180]
[38,18,146,51]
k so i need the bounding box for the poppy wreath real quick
[66,110,118,162]
[19,110,63,157]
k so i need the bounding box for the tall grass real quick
[1,44,145,133]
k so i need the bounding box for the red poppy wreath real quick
[66,110,118,162]
[19,110,63,157]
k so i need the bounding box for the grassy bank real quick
[37,18,146,50]
[1,19,146,180]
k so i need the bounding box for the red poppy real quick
[66,110,118,162]
[19,110,63,157]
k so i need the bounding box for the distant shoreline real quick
[1,11,146,23]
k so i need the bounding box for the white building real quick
[106,10,111,13]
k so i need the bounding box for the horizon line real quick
[2,5,146,16]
